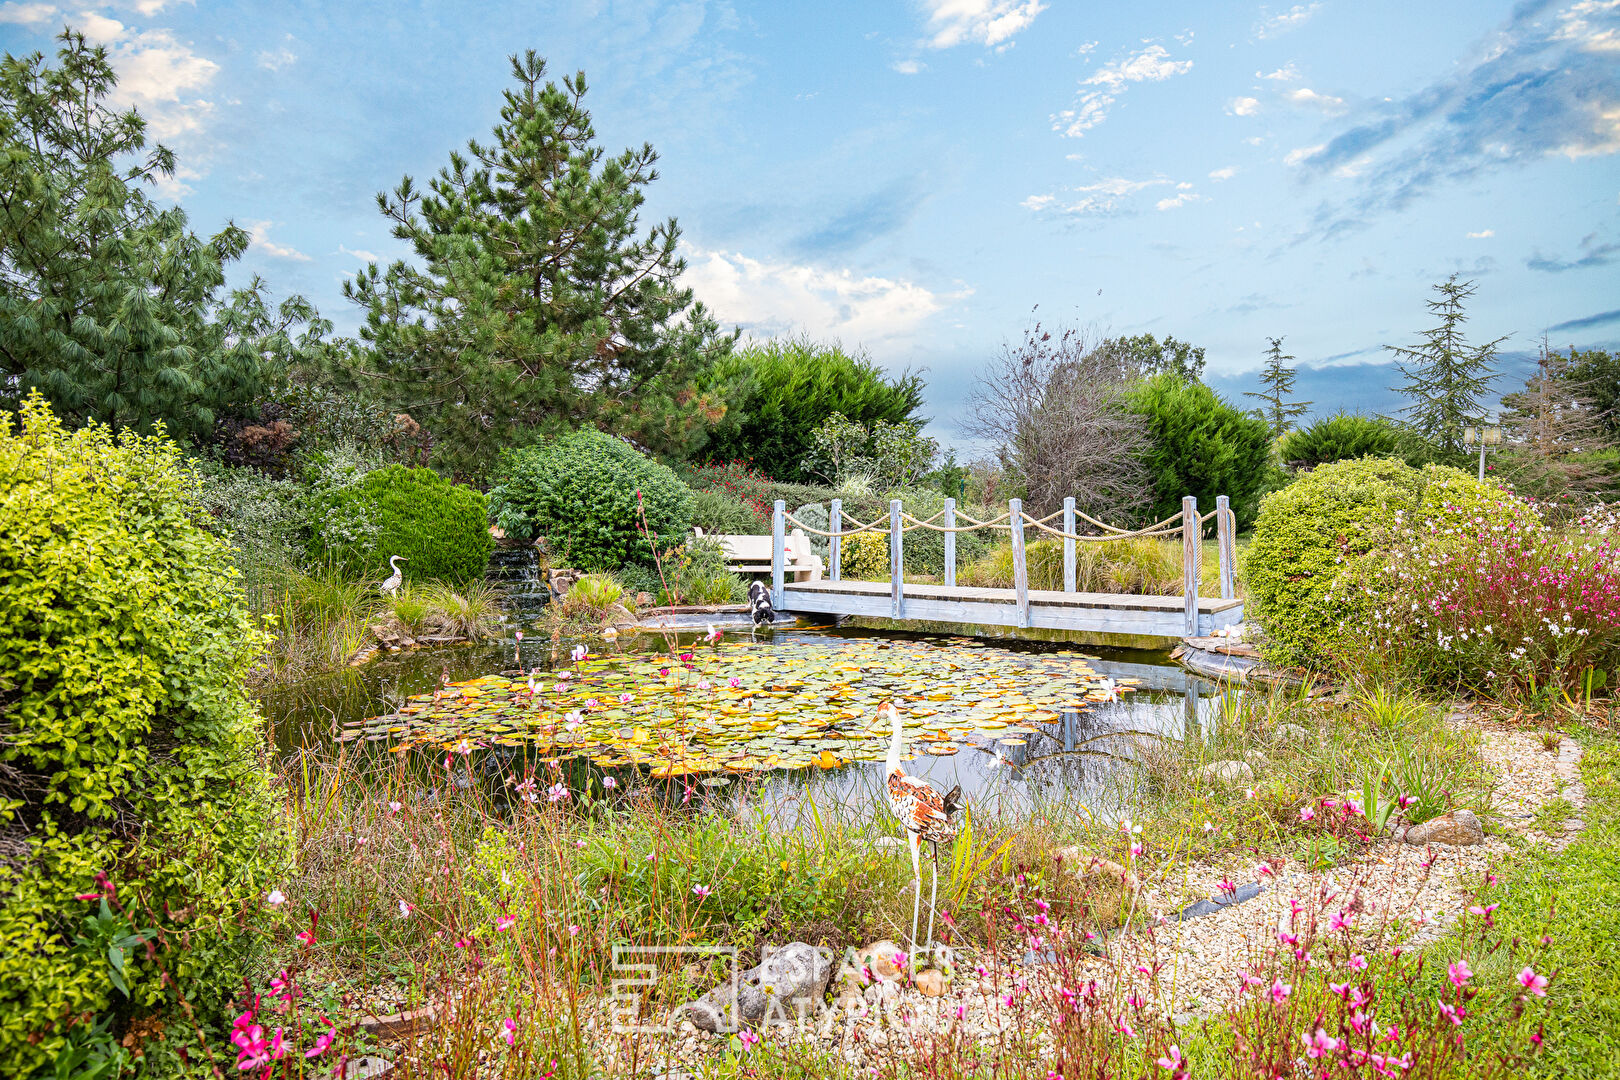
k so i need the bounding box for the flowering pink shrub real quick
[1342,511,1620,694]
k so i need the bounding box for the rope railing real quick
[770,493,1241,636]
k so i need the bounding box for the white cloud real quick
[892,58,924,74]
[1257,3,1323,38]
[1208,165,1238,180]
[247,222,311,261]
[1020,193,1056,210]
[1557,103,1620,157]
[683,246,952,344]
[1287,86,1346,112]
[1555,0,1620,53]
[1284,143,1326,166]
[1023,175,1177,214]
[0,2,56,25]
[78,11,126,42]
[921,0,1048,50]
[103,28,218,137]
[1229,96,1261,116]
[1466,229,1495,239]
[338,243,380,262]
[1258,62,1300,81]
[257,46,297,71]
[1156,191,1202,210]
[1054,44,1193,137]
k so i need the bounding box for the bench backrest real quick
[694,529,816,565]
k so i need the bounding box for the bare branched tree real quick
[1499,337,1614,501]
[965,322,1151,521]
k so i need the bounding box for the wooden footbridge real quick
[770,495,1243,639]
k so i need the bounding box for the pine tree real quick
[1386,275,1504,460]
[1244,336,1311,437]
[0,31,328,441]
[337,52,739,480]
[1498,338,1612,497]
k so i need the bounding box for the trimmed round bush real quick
[1277,413,1401,469]
[312,464,494,585]
[0,396,282,1073]
[1244,458,1537,666]
[489,430,693,570]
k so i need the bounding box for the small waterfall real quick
[486,546,551,619]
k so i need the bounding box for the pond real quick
[258,551,1226,822]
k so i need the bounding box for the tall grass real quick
[958,537,1185,594]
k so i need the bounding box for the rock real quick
[855,940,906,982]
[636,591,655,608]
[1245,751,1272,770]
[913,970,945,997]
[1404,809,1484,846]
[352,1006,437,1043]
[1197,760,1254,785]
[1273,723,1313,744]
[1055,848,1141,892]
[605,603,638,627]
[681,942,833,1032]
[870,836,908,854]
[548,568,581,600]
[341,1057,396,1079]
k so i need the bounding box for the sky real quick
[3,0,1618,448]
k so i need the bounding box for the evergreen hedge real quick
[310,464,494,585]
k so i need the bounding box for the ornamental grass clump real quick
[1339,512,1620,695]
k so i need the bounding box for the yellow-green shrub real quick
[0,396,284,1073]
[841,531,890,579]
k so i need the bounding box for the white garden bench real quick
[692,527,825,582]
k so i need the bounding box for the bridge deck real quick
[779,579,1244,638]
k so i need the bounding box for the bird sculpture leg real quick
[908,831,922,962]
[925,843,940,956]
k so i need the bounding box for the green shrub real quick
[1243,458,1536,667]
[689,488,766,534]
[1128,374,1274,528]
[660,536,748,605]
[562,573,626,619]
[310,464,493,585]
[887,488,993,578]
[490,430,692,571]
[0,395,283,1073]
[841,531,890,579]
[1277,413,1402,470]
[958,537,1183,594]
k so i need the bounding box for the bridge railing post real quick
[1182,496,1200,637]
[1063,496,1076,593]
[1009,498,1031,628]
[943,497,956,588]
[889,499,904,618]
[829,498,842,583]
[772,500,786,609]
[1215,494,1235,601]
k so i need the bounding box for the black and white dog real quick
[747,580,775,632]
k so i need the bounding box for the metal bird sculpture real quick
[880,700,962,959]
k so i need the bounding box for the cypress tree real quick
[1386,275,1503,460]
[337,51,739,480]
[1244,336,1312,437]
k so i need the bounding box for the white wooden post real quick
[1009,498,1031,628]
[889,499,904,618]
[1062,496,1076,594]
[943,497,957,588]
[829,498,842,583]
[772,499,786,609]
[1216,494,1236,601]
[1182,496,1200,637]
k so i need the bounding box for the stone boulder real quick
[1404,809,1484,846]
[1197,759,1255,786]
[681,942,833,1032]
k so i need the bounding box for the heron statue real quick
[880,701,962,960]
[380,555,408,596]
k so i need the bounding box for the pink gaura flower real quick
[1156,1044,1187,1078]
[502,1017,517,1046]
[295,929,315,947]
[1439,1001,1466,1026]
[1270,978,1291,1004]
[266,889,285,906]
[399,900,414,918]
[1447,959,1473,988]
[304,1026,336,1059]
[1299,806,1316,822]
[1348,954,1368,971]
[1518,967,1549,997]
[692,884,712,898]
[738,1029,760,1048]
[1303,1028,1340,1058]
[496,915,517,932]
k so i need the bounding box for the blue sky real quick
[3,0,1617,447]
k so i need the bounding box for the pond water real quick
[258,550,1226,822]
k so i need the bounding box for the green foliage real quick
[0,394,283,1074]
[1387,274,1504,462]
[489,429,692,570]
[695,337,926,482]
[688,488,766,534]
[1243,337,1311,437]
[884,488,991,578]
[1128,373,1274,527]
[1565,347,1619,438]
[562,573,625,618]
[841,531,890,580]
[333,51,739,480]
[1277,412,1403,469]
[311,464,493,585]
[958,537,1183,594]
[1095,332,1207,382]
[1244,457,1527,666]
[806,412,937,488]
[0,33,332,442]
[658,535,747,605]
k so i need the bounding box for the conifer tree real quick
[0,31,328,441]
[1498,338,1612,497]
[1244,336,1311,437]
[1386,275,1504,460]
[338,52,739,480]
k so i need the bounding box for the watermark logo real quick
[611,945,738,1034]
